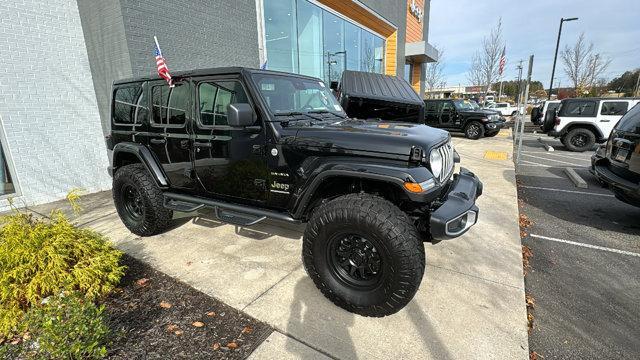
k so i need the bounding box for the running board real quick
[163,192,298,225]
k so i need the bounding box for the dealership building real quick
[0,0,437,210]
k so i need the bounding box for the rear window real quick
[425,101,441,112]
[113,84,144,124]
[559,100,597,117]
[615,104,640,133]
[600,101,628,116]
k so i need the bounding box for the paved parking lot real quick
[25,130,528,359]
[516,133,640,359]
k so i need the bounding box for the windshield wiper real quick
[307,109,347,119]
[272,111,326,123]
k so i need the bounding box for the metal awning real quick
[405,41,439,63]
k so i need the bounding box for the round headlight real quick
[429,149,443,179]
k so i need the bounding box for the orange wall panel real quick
[411,62,421,93]
[406,0,424,43]
[385,31,397,76]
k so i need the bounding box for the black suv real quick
[592,104,640,207]
[424,99,505,139]
[106,67,482,317]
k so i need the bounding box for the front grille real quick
[435,141,455,182]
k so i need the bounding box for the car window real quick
[497,103,507,108]
[615,104,640,133]
[560,101,597,117]
[600,101,629,116]
[113,85,143,124]
[547,103,560,113]
[425,101,440,112]
[442,101,455,112]
[198,81,249,127]
[152,83,189,126]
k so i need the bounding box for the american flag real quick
[498,46,506,76]
[154,36,173,87]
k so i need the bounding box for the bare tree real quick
[467,19,504,93]
[561,33,611,93]
[467,52,484,86]
[425,46,446,97]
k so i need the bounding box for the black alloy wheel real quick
[570,133,588,148]
[121,184,145,222]
[327,233,383,289]
[464,121,484,140]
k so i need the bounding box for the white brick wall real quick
[0,0,111,211]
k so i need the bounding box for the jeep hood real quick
[282,119,450,158]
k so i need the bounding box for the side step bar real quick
[163,192,298,226]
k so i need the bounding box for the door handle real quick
[600,119,610,122]
[150,138,166,144]
[194,142,212,148]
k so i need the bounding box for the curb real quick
[564,167,588,189]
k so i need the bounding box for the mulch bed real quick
[105,254,272,359]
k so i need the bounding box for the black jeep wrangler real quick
[106,67,482,317]
[424,99,505,139]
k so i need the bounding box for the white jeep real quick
[543,97,640,152]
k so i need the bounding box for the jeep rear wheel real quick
[302,193,425,317]
[113,164,173,236]
[562,127,596,152]
[464,121,484,140]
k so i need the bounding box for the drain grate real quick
[484,150,509,160]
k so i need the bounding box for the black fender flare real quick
[290,158,437,219]
[112,142,169,187]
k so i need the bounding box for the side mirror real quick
[227,103,256,127]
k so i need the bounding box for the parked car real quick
[531,100,561,125]
[424,99,505,139]
[591,103,640,207]
[483,102,522,117]
[541,97,640,152]
[106,67,482,317]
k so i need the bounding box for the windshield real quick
[454,100,480,111]
[251,73,345,116]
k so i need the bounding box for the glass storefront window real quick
[0,136,15,196]
[264,0,385,82]
[264,0,298,73]
[297,0,323,79]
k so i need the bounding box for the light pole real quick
[548,17,578,100]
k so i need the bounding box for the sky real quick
[427,0,640,89]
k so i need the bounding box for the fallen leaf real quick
[174,330,184,336]
[10,338,21,345]
[227,341,238,350]
[192,321,205,328]
[206,311,216,317]
[166,324,179,333]
[22,332,31,341]
[212,342,221,351]
[186,261,193,266]
[241,326,253,334]
[136,278,150,287]
[160,301,172,309]
[525,294,535,308]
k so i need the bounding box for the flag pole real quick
[498,77,504,100]
[154,36,161,56]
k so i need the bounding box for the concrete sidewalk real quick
[23,128,528,359]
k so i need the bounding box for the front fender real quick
[290,157,438,218]
[112,142,169,188]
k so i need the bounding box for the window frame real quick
[600,101,629,116]
[112,83,145,126]
[0,114,21,200]
[149,81,190,129]
[561,100,597,117]
[193,77,255,130]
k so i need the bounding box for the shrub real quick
[3,292,109,359]
[0,209,125,337]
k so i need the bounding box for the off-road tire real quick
[562,127,596,152]
[302,193,425,317]
[113,164,173,236]
[464,121,485,140]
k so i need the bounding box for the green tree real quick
[607,69,640,96]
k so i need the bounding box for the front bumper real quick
[429,168,483,240]
[484,121,505,133]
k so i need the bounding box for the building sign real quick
[409,0,423,23]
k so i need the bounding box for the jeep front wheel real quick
[464,121,484,140]
[113,164,173,236]
[562,127,596,152]
[302,193,425,317]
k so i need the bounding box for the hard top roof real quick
[339,70,424,106]
[113,67,321,85]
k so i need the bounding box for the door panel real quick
[147,81,195,190]
[440,101,456,128]
[599,101,629,139]
[192,77,269,204]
